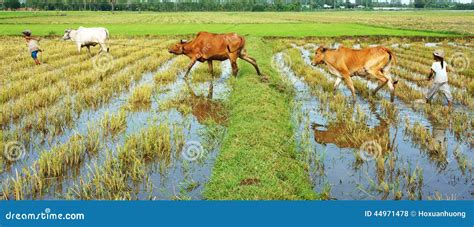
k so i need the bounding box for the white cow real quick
[62,27,109,54]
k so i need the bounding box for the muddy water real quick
[276,46,473,200]
[1,60,231,200]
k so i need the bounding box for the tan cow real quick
[312,45,397,102]
[168,31,261,78]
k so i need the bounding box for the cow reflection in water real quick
[312,120,391,151]
[174,95,227,125]
[191,97,227,125]
[311,109,395,191]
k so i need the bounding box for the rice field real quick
[272,38,473,200]
[0,37,230,200]
[0,11,472,36]
[0,30,472,200]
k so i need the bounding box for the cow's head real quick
[312,46,328,66]
[62,29,73,40]
[168,40,188,55]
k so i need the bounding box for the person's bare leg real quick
[425,83,442,104]
[441,83,453,108]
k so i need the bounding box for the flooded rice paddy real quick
[0,38,230,199]
[0,37,472,200]
[274,38,473,200]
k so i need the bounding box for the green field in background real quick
[1,11,472,37]
[0,23,450,37]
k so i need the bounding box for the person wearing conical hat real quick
[426,49,452,107]
[22,29,42,65]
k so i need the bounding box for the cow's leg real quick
[371,68,395,102]
[184,59,197,78]
[208,60,214,99]
[208,60,214,75]
[239,51,261,76]
[98,43,103,54]
[102,43,109,53]
[183,77,198,98]
[99,43,109,54]
[231,61,238,77]
[86,45,92,56]
[77,43,82,53]
[372,78,388,96]
[342,75,356,102]
[183,59,198,97]
[387,79,395,102]
[333,77,342,93]
[228,53,239,77]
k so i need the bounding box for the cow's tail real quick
[382,47,398,85]
[105,28,110,52]
[384,47,396,66]
[104,28,110,39]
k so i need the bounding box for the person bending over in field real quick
[425,49,452,107]
[22,30,42,65]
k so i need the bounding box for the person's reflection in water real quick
[431,122,449,169]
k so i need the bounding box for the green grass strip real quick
[0,23,454,37]
[203,37,317,200]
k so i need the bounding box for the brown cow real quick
[168,31,262,78]
[312,45,397,102]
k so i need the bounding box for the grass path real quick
[203,37,317,200]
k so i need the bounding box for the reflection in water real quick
[162,79,228,126]
[312,99,395,160]
[312,120,390,150]
[278,45,473,200]
[432,122,449,169]
[189,96,227,125]
[312,113,394,192]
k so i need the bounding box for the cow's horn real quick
[180,39,188,44]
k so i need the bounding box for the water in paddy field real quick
[134,61,232,199]
[274,43,473,200]
[0,59,232,200]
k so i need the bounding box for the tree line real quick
[2,0,474,11]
